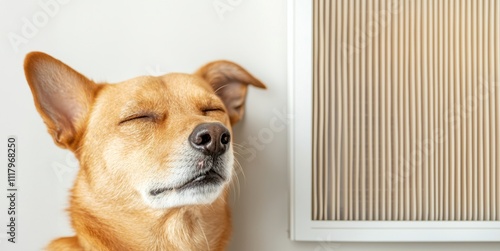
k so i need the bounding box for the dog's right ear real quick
[24,52,98,150]
[195,60,266,125]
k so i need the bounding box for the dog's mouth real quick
[149,169,225,196]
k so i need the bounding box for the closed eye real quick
[202,107,225,115]
[119,113,157,125]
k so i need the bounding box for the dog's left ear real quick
[195,60,266,125]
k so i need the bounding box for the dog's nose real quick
[189,123,230,156]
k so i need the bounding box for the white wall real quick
[0,1,498,250]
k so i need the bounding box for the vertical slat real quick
[421,0,429,220]
[317,0,325,220]
[460,0,469,221]
[360,0,367,221]
[446,1,459,220]
[431,0,438,220]
[373,0,380,221]
[457,0,463,220]
[495,0,500,221]
[329,0,337,221]
[466,0,473,221]
[449,0,456,221]
[323,0,331,220]
[403,0,411,221]
[483,0,491,222]
[380,0,390,220]
[414,0,423,220]
[429,0,437,221]
[448,0,460,220]
[409,0,417,221]
[353,0,361,221]
[392,0,400,221]
[409,0,416,219]
[383,0,392,221]
[398,0,405,221]
[366,0,374,221]
[379,0,387,221]
[482,0,489,221]
[491,0,498,221]
[478,0,485,221]
[438,1,446,220]
[488,0,496,221]
[341,0,350,221]
[335,0,343,221]
[347,0,355,221]
[471,0,479,221]
[444,0,451,220]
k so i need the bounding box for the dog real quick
[23,52,265,250]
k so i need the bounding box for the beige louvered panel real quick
[312,0,500,221]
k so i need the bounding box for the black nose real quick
[189,123,230,156]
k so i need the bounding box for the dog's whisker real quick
[230,157,245,199]
[231,142,247,149]
[229,175,240,201]
[232,152,246,180]
[232,151,247,159]
[213,84,230,95]
[231,144,253,158]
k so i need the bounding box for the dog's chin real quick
[141,149,234,209]
[144,171,229,209]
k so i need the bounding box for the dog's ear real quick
[24,52,98,150]
[195,60,266,125]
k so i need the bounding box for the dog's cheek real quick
[118,122,159,142]
[100,138,153,183]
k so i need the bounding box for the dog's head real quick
[24,52,265,209]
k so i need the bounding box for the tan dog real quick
[23,52,265,251]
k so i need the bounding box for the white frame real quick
[287,0,500,242]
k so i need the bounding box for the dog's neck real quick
[61,170,231,251]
